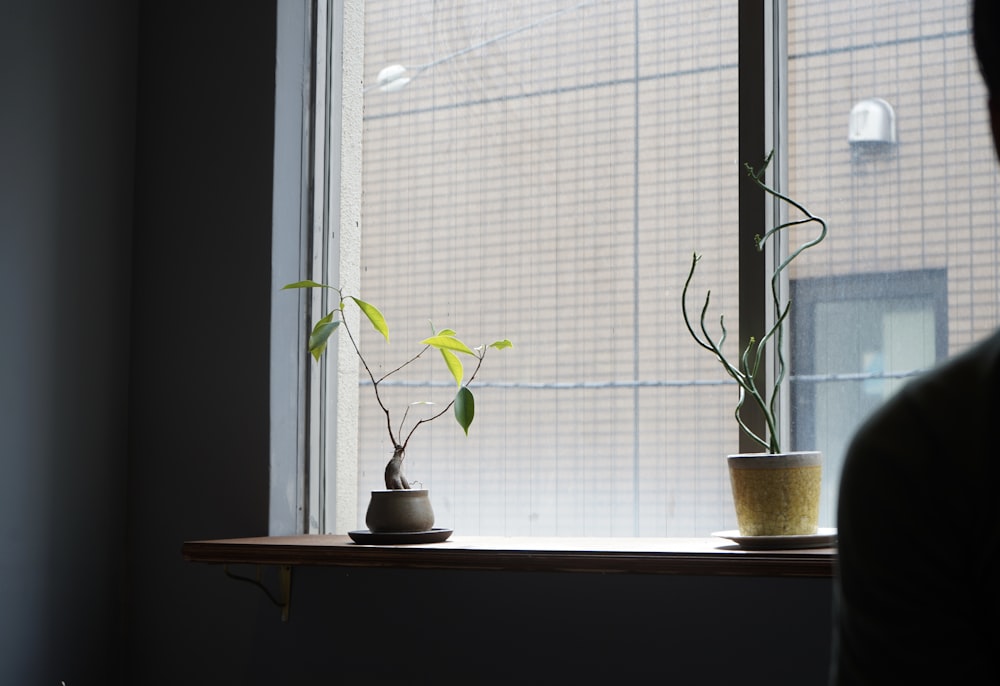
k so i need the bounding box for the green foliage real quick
[307,313,340,361]
[421,333,475,355]
[454,386,475,435]
[284,280,511,460]
[681,151,827,454]
[438,348,465,387]
[347,296,389,342]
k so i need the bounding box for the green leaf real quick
[439,348,465,386]
[282,280,331,290]
[489,339,513,351]
[347,296,389,341]
[427,321,459,338]
[421,334,475,355]
[454,386,475,435]
[308,313,340,361]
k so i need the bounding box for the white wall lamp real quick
[849,97,898,160]
[374,64,414,92]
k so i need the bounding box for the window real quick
[790,269,948,522]
[358,1,740,537]
[786,0,1000,528]
[271,0,1000,537]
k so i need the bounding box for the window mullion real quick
[318,0,364,535]
[270,0,316,536]
[738,0,788,454]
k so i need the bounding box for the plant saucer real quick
[348,528,453,545]
[711,527,837,550]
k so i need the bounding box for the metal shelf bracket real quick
[223,564,293,621]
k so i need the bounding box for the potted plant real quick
[284,280,512,541]
[681,151,829,539]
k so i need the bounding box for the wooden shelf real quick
[182,534,835,578]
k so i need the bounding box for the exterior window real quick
[359,1,740,536]
[786,1,1000,528]
[274,0,1000,536]
[790,269,948,522]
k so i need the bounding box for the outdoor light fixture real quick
[849,98,897,157]
[376,64,412,92]
[847,98,897,164]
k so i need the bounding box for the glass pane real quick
[787,1,1000,525]
[360,0,739,536]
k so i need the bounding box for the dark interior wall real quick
[246,567,833,686]
[125,1,277,683]
[0,1,136,682]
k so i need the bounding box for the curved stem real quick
[337,307,399,447]
[682,254,718,354]
[738,337,775,451]
[746,152,828,453]
[682,151,827,454]
[336,297,441,451]
[733,388,770,451]
[377,345,431,384]
[400,350,487,451]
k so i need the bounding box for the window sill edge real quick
[182,534,835,578]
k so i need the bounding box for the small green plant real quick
[681,151,827,454]
[284,280,512,489]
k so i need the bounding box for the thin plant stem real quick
[681,151,827,454]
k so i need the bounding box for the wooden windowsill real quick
[182,534,835,578]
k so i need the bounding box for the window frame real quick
[270,0,364,535]
[269,0,313,536]
[270,0,788,536]
[789,267,949,521]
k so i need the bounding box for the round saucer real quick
[348,528,453,544]
[711,527,837,550]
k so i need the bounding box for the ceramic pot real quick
[365,489,435,533]
[727,452,822,536]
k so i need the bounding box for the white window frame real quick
[270,0,364,535]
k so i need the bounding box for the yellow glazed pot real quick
[727,452,822,536]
